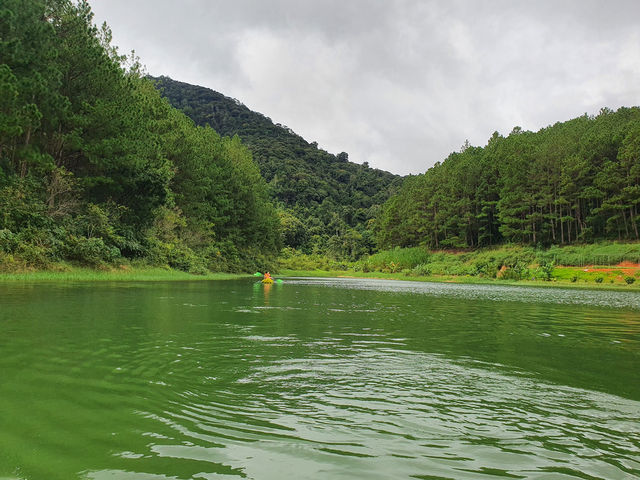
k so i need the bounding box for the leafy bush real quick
[444,263,476,276]
[411,264,431,276]
[362,247,431,271]
[0,229,19,253]
[146,239,201,272]
[167,246,199,272]
[595,276,604,283]
[625,276,635,284]
[500,262,530,281]
[64,236,120,266]
[536,260,555,281]
[279,248,352,272]
[0,180,50,231]
[15,243,51,267]
[473,259,500,277]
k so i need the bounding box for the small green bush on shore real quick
[536,261,555,281]
[357,247,431,273]
[278,247,352,272]
[499,261,530,281]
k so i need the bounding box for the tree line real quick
[0,0,280,272]
[377,108,640,249]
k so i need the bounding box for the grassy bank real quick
[279,242,640,289]
[0,266,248,283]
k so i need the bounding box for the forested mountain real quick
[0,0,280,272]
[151,76,401,259]
[377,108,640,249]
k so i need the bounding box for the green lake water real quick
[0,278,639,479]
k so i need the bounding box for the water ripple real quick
[285,277,640,310]
[106,350,640,480]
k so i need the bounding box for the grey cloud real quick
[90,0,640,174]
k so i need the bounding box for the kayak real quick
[256,273,282,284]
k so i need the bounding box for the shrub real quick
[625,276,635,284]
[0,180,49,231]
[473,259,500,277]
[167,246,198,272]
[0,252,18,272]
[146,240,206,273]
[537,260,555,281]
[411,263,431,276]
[279,247,353,272]
[64,236,120,266]
[15,243,51,268]
[188,263,209,275]
[363,247,431,271]
[4,227,64,267]
[444,263,476,276]
[500,262,530,281]
[595,276,604,283]
[0,229,19,253]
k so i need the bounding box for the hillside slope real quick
[151,76,402,258]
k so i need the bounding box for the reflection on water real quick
[287,277,640,309]
[0,278,638,479]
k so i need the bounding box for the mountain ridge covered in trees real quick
[151,76,402,259]
[377,107,640,250]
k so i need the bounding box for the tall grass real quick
[0,267,247,283]
[356,247,431,272]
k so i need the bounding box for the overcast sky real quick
[90,0,640,175]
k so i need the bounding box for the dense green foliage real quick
[151,76,401,259]
[378,109,640,249]
[0,0,280,272]
[357,243,640,277]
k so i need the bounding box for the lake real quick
[0,278,639,479]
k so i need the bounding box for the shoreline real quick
[1,266,638,291]
[279,269,640,291]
